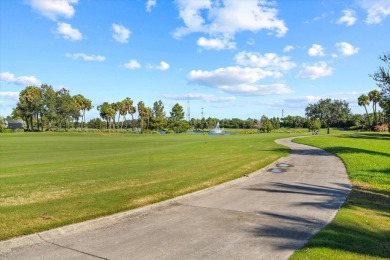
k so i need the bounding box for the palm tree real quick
[123,97,136,129]
[119,100,128,129]
[368,90,382,126]
[97,102,115,129]
[357,94,370,129]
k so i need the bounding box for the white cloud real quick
[163,93,236,103]
[146,0,157,12]
[359,0,390,24]
[0,72,42,86]
[174,0,287,49]
[308,44,325,57]
[112,24,131,43]
[234,51,296,72]
[27,0,78,20]
[0,92,19,99]
[336,9,357,26]
[297,62,334,80]
[283,45,294,52]
[65,53,105,62]
[54,22,83,41]
[124,59,141,69]
[197,37,236,50]
[188,66,276,86]
[187,66,291,96]
[336,42,359,56]
[155,61,170,71]
[218,83,292,96]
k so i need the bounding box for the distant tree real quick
[137,101,147,131]
[305,98,351,134]
[87,118,105,129]
[123,97,136,129]
[56,88,79,129]
[368,90,382,126]
[97,102,115,129]
[357,94,371,129]
[307,118,321,132]
[169,103,185,122]
[118,100,128,129]
[17,86,42,131]
[168,103,190,133]
[371,53,390,96]
[41,84,57,130]
[259,115,273,133]
[152,100,166,130]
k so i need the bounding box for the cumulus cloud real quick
[283,45,294,52]
[234,51,296,72]
[187,66,291,96]
[124,59,141,69]
[146,0,157,12]
[359,0,390,24]
[112,24,131,43]
[174,0,287,50]
[308,44,325,57]
[148,61,170,71]
[197,37,236,50]
[188,67,276,86]
[65,53,105,61]
[336,42,359,56]
[297,62,334,80]
[163,93,236,103]
[336,9,357,26]
[154,61,170,71]
[54,22,83,41]
[0,92,19,99]
[0,72,42,86]
[27,0,78,20]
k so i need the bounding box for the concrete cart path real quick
[0,137,351,260]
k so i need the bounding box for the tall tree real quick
[137,101,147,131]
[97,102,115,129]
[41,84,57,131]
[357,94,371,129]
[305,98,351,134]
[169,103,185,122]
[368,90,382,126]
[123,97,136,129]
[19,86,42,131]
[152,100,166,130]
[371,53,390,96]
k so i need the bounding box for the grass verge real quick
[0,132,306,241]
[291,132,390,259]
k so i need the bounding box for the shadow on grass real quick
[347,133,390,140]
[321,146,390,158]
[246,183,390,258]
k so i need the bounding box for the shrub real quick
[373,124,389,132]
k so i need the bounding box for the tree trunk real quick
[363,106,370,129]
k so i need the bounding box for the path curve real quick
[0,137,351,260]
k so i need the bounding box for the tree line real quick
[5,52,389,133]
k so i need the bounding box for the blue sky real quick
[1,0,389,120]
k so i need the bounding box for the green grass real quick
[291,132,390,259]
[0,132,306,241]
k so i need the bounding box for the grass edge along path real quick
[290,132,390,260]
[0,132,306,241]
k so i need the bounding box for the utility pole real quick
[201,107,204,119]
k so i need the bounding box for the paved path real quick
[0,137,351,260]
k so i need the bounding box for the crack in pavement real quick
[37,234,108,260]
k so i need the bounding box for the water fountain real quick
[209,122,224,135]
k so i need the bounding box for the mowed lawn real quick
[0,132,295,240]
[291,133,390,259]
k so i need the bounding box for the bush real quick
[373,124,389,132]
